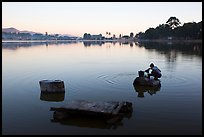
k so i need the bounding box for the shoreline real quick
[2,39,202,43]
[137,39,202,43]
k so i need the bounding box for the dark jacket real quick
[145,66,162,78]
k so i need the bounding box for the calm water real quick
[2,41,202,135]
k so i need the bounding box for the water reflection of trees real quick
[2,41,78,50]
[119,42,134,47]
[3,41,202,59]
[82,41,135,47]
[133,85,161,98]
[137,42,202,62]
[83,41,105,47]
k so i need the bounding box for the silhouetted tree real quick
[106,32,111,38]
[135,17,201,40]
[166,16,181,29]
[83,33,91,40]
[144,28,156,39]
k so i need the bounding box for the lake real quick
[2,40,202,135]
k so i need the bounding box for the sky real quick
[2,2,202,37]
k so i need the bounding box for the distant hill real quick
[2,27,79,37]
[2,27,20,33]
[2,27,40,35]
[2,27,80,40]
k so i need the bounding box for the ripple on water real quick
[96,72,136,90]
[161,73,201,90]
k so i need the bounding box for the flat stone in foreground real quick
[50,100,133,123]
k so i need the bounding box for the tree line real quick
[136,17,202,40]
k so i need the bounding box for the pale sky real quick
[2,2,202,37]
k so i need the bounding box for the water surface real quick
[2,41,202,135]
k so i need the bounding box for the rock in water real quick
[39,80,65,93]
[133,77,160,87]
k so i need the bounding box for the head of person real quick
[150,63,154,68]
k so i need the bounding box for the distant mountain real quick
[2,27,79,37]
[2,27,40,35]
[2,27,20,33]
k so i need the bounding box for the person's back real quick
[151,66,161,78]
[145,63,162,79]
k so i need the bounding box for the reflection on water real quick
[3,41,202,60]
[83,41,105,46]
[137,41,202,60]
[50,114,124,129]
[2,41,78,50]
[82,41,135,47]
[133,84,161,98]
[50,108,132,130]
[2,41,202,135]
[40,92,65,102]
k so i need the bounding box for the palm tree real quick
[106,32,111,38]
[106,32,109,39]
[119,34,122,39]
